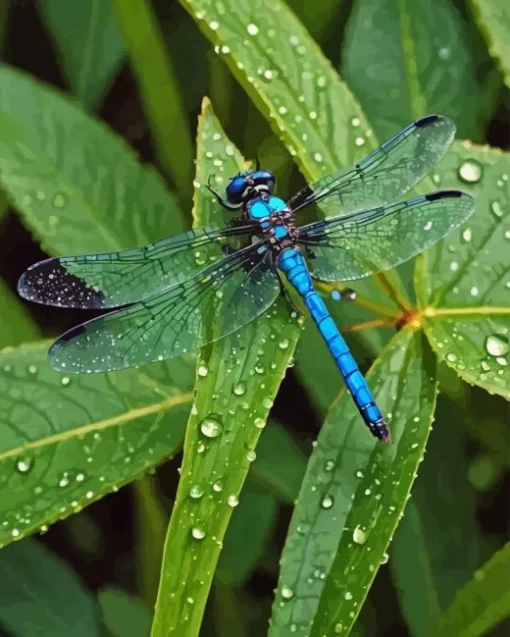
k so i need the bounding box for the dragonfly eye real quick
[252,169,276,193]
[226,175,250,204]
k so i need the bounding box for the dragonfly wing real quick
[49,243,280,373]
[288,115,455,218]
[297,190,475,282]
[18,222,258,309]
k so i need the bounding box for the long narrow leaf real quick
[110,0,194,198]
[269,328,438,636]
[151,98,300,637]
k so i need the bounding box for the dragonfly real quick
[18,114,475,443]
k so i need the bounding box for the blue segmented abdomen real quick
[277,248,390,442]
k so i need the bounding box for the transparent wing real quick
[49,243,280,373]
[18,222,258,309]
[297,191,475,282]
[288,115,455,218]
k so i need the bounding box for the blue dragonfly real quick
[18,114,475,443]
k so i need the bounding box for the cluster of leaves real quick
[0,0,508,636]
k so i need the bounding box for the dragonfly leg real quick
[206,175,243,212]
[276,269,302,315]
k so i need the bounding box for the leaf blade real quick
[40,0,125,110]
[0,341,193,546]
[0,64,185,256]
[415,142,510,398]
[269,328,438,637]
[151,98,301,637]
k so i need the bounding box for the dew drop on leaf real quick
[485,334,509,357]
[324,459,335,472]
[246,450,257,462]
[52,193,67,209]
[61,376,71,387]
[320,494,334,509]
[254,417,266,429]
[200,415,223,438]
[197,364,209,377]
[281,585,294,599]
[491,201,503,219]
[344,591,353,601]
[190,485,204,500]
[458,160,482,184]
[247,23,259,35]
[352,525,367,545]
[462,228,472,243]
[212,481,223,493]
[233,382,246,396]
[191,526,206,540]
[227,494,239,508]
[15,457,33,474]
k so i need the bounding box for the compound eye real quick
[227,176,248,203]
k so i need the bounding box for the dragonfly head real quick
[226,169,276,207]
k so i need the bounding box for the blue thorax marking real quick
[247,196,288,235]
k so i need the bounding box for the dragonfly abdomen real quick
[278,248,390,443]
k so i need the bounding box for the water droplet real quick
[254,362,265,374]
[350,116,360,127]
[324,459,335,472]
[470,286,479,297]
[197,364,208,377]
[458,160,482,184]
[200,415,223,438]
[344,591,353,601]
[247,450,257,462]
[209,20,219,30]
[309,111,318,120]
[313,152,323,162]
[438,46,450,59]
[247,23,259,35]
[355,136,365,147]
[490,200,503,218]
[233,382,246,396]
[15,457,33,474]
[281,585,294,599]
[191,526,206,540]
[212,480,223,492]
[190,485,204,500]
[227,494,239,507]
[278,338,289,350]
[423,220,433,231]
[52,193,67,208]
[321,494,334,509]
[27,365,38,375]
[450,261,459,271]
[381,552,390,564]
[61,376,71,387]
[262,397,273,409]
[462,228,472,242]
[485,334,509,357]
[353,525,367,545]
[11,528,20,538]
[254,417,266,429]
[334,623,344,634]
[58,473,70,488]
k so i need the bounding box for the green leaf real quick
[40,0,125,110]
[391,416,482,636]
[251,422,308,503]
[218,485,278,584]
[133,475,169,608]
[0,538,100,636]
[0,341,193,546]
[151,99,300,637]
[433,543,510,637]
[179,0,378,180]
[110,0,194,198]
[342,0,485,141]
[415,142,510,398]
[469,0,510,88]
[0,64,185,256]
[0,277,41,347]
[269,328,438,637]
[98,587,152,637]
